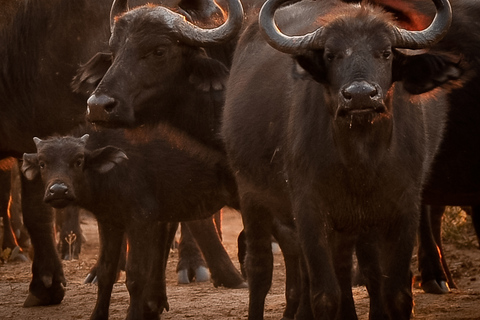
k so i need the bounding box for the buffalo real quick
[0,0,112,305]
[1,0,244,307]
[221,0,460,318]
[368,0,480,295]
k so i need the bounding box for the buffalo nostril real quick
[342,81,378,102]
[49,183,69,196]
[87,94,116,114]
[342,89,352,100]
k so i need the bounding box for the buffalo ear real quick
[394,50,462,95]
[87,146,128,174]
[21,153,40,180]
[71,52,113,95]
[188,52,229,92]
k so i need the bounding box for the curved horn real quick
[160,0,244,47]
[392,0,452,49]
[110,0,129,32]
[258,0,324,54]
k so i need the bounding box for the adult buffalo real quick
[221,0,459,318]
[0,0,113,306]
[364,0,480,295]
[1,0,244,308]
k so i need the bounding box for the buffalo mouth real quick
[88,115,137,129]
[44,197,74,209]
[335,104,387,120]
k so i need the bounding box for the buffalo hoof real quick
[23,283,65,307]
[2,246,29,262]
[421,279,450,294]
[195,266,210,282]
[84,273,98,284]
[233,281,248,289]
[177,269,190,284]
[271,242,282,255]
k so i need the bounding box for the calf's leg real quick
[90,221,124,320]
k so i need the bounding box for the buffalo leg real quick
[355,232,383,319]
[186,216,246,288]
[417,205,450,293]
[271,218,301,320]
[90,220,124,320]
[21,172,66,307]
[471,206,480,248]
[332,234,357,320]
[237,228,247,277]
[241,198,275,320]
[84,237,126,284]
[142,222,179,319]
[56,206,83,260]
[292,193,339,320]
[380,213,416,320]
[125,221,177,320]
[430,205,457,289]
[177,221,210,284]
[0,169,16,252]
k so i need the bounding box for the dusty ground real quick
[1,208,480,320]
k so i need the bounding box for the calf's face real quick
[21,135,128,209]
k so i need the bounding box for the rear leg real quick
[417,205,450,293]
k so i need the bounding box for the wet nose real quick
[48,183,69,197]
[87,94,117,120]
[341,81,380,104]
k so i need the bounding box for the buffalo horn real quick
[258,0,321,54]
[258,0,452,54]
[110,0,129,32]
[392,0,452,49]
[158,0,244,47]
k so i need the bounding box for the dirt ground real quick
[1,208,480,320]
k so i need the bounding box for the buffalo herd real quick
[2,0,480,319]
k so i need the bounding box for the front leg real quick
[21,173,65,307]
[380,210,417,320]
[240,196,275,320]
[90,220,124,320]
[291,191,340,320]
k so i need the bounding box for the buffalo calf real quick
[22,124,239,320]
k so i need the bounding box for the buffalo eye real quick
[74,158,84,168]
[382,50,392,59]
[325,52,336,62]
[39,162,46,170]
[153,48,166,57]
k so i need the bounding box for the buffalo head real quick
[259,0,457,128]
[22,135,127,208]
[76,0,243,127]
